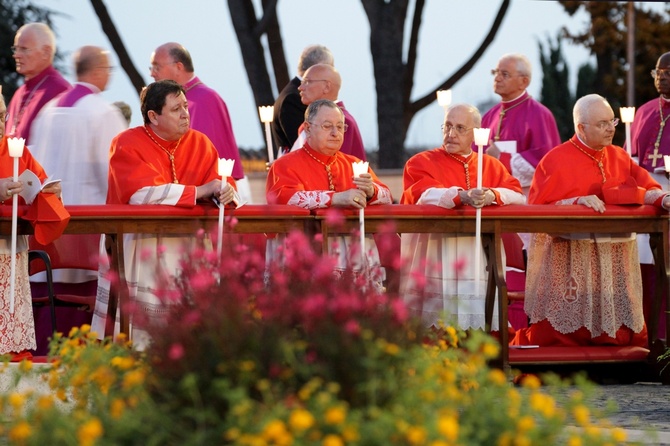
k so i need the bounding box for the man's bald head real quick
[73,45,112,91]
[298,64,342,105]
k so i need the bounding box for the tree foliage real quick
[538,34,574,142]
[0,0,62,101]
[558,1,670,109]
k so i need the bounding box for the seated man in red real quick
[512,94,670,347]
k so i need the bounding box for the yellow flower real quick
[69,326,79,338]
[8,392,25,410]
[80,324,91,334]
[512,434,531,446]
[488,369,507,386]
[8,421,31,442]
[497,431,513,446]
[325,406,346,425]
[18,359,32,372]
[122,369,146,390]
[77,418,104,446]
[516,415,535,433]
[263,420,292,445]
[611,427,627,442]
[406,426,427,445]
[520,374,541,390]
[37,395,54,410]
[110,356,135,370]
[239,360,255,372]
[482,341,499,358]
[566,436,582,446]
[110,398,125,420]
[437,414,459,441]
[289,408,315,432]
[573,405,590,426]
[384,343,400,355]
[322,434,344,446]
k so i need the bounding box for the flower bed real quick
[0,229,649,445]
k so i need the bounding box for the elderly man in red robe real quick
[267,99,391,273]
[91,80,239,348]
[512,94,670,347]
[7,23,70,144]
[401,103,526,330]
[481,53,561,191]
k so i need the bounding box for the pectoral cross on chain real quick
[649,146,663,168]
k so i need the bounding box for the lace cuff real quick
[287,191,333,209]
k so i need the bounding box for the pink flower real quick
[344,319,361,336]
[168,343,184,360]
[325,208,345,227]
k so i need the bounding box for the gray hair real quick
[446,103,482,127]
[304,99,342,124]
[18,23,56,58]
[499,53,532,81]
[573,94,610,132]
[297,45,334,76]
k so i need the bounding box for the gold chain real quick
[570,138,606,183]
[303,146,336,191]
[143,126,182,184]
[445,150,474,189]
[494,95,532,141]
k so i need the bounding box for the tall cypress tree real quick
[538,34,574,142]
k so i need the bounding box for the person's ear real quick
[148,110,159,125]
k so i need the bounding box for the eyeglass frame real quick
[308,121,348,133]
[301,79,328,87]
[149,61,178,72]
[441,123,473,135]
[490,68,527,80]
[651,69,670,80]
[582,118,620,131]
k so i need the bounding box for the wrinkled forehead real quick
[315,105,343,123]
[444,107,472,126]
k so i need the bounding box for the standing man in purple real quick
[271,45,334,158]
[290,63,366,160]
[630,52,670,182]
[150,42,250,203]
[481,53,560,192]
[7,22,70,144]
[628,52,670,339]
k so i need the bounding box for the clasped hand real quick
[461,188,494,208]
[0,178,23,201]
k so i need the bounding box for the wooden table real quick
[2,204,313,337]
[315,204,670,371]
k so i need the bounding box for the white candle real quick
[620,107,635,157]
[7,138,24,315]
[352,161,369,268]
[472,128,491,299]
[217,159,235,258]
[664,155,670,172]
[258,106,275,164]
[436,89,452,108]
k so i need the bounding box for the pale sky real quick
[26,1,642,151]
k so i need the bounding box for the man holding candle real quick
[401,103,525,330]
[7,22,70,144]
[481,53,560,192]
[0,91,62,359]
[149,42,250,204]
[91,80,239,348]
[511,94,670,347]
[267,99,391,273]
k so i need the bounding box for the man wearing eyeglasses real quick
[149,42,250,204]
[267,99,390,274]
[511,94,670,348]
[480,54,561,193]
[630,52,670,178]
[400,103,525,331]
[7,23,70,144]
[288,63,366,160]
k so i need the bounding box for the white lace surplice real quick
[524,233,644,338]
[0,251,36,353]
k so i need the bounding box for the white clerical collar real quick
[502,91,527,104]
[662,95,670,103]
[575,134,598,150]
[186,75,197,84]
